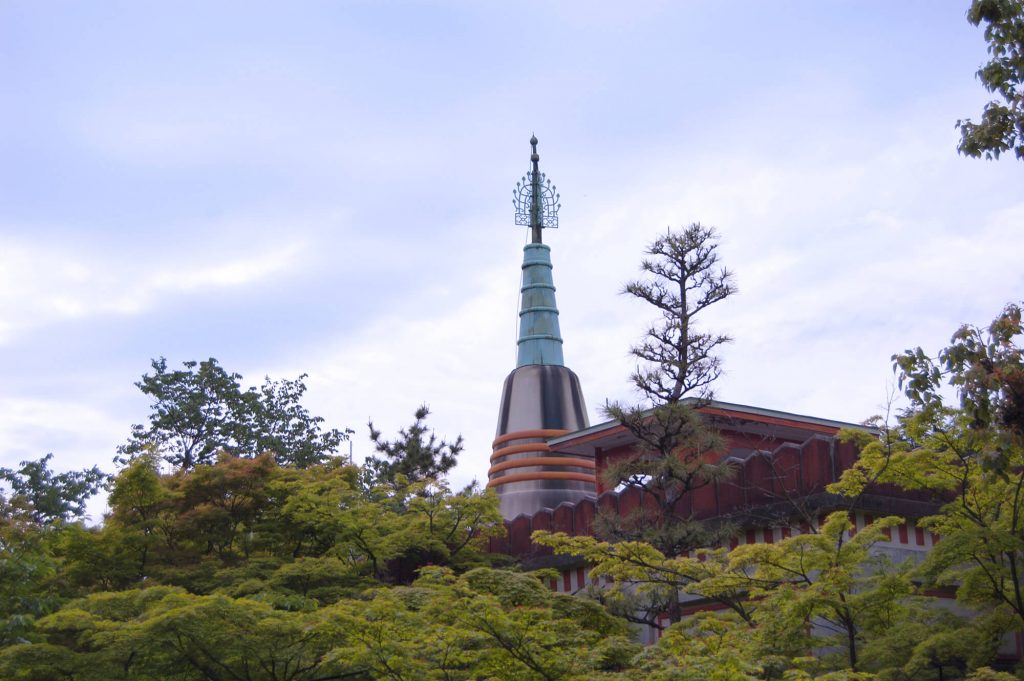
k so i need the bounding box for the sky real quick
[1,1,1021,521]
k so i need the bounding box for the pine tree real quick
[365,405,462,486]
[600,224,737,558]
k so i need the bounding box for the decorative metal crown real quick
[513,171,560,229]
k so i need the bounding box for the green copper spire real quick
[492,138,592,519]
[512,136,564,367]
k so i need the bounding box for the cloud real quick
[535,106,1024,429]
[148,241,305,293]
[0,396,124,458]
[285,261,517,488]
[0,231,306,344]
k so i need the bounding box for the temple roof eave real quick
[546,399,879,456]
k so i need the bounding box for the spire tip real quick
[512,135,560,237]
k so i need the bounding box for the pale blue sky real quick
[1,1,1021,519]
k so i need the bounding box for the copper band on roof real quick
[490,442,551,461]
[488,456,596,474]
[492,429,571,448]
[486,471,597,488]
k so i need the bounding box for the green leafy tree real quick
[634,612,764,681]
[0,454,107,524]
[74,450,500,593]
[119,357,346,470]
[382,480,504,584]
[262,458,363,560]
[534,531,758,632]
[729,512,909,673]
[58,523,154,593]
[60,454,290,594]
[249,374,348,470]
[894,620,1005,680]
[531,225,740,632]
[828,303,1024,679]
[0,457,107,647]
[169,452,278,561]
[0,509,59,647]
[957,0,1024,160]
[104,453,171,581]
[0,586,357,681]
[365,405,462,486]
[836,304,1024,630]
[537,514,922,676]
[965,669,1020,681]
[0,568,637,681]
[331,567,633,681]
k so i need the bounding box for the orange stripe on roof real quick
[488,456,595,474]
[486,471,596,487]
[492,429,571,448]
[490,442,552,461]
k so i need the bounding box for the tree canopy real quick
[958,0,1024,160]
[365,405,462,487]
[835,303,1024,635]
[118,358,347,470]
[0,454,107,524]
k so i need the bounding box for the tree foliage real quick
[598,402,732,557]
[835,304,1024,642]
[623,224,736,405]
[0,454,107,524]
[0,512,60,648]
[537,512,914,674]
[74,455,500,592]
[0,448,527,680]
[532,531,756,632]
[365,405,462,486]
[119,358,346,470]
[600,225,737,556]
[958,0,1024,160]
[0,567,635,681]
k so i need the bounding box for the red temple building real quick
[482,139,1021,655]
[485,138,938,546]
[487,398,942,572]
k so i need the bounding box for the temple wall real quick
[489,432,939,558]
[486,428,953,646]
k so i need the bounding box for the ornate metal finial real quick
[513,135,560,243]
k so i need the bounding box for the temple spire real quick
[491,137,593,519]
[512,136,564,367]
